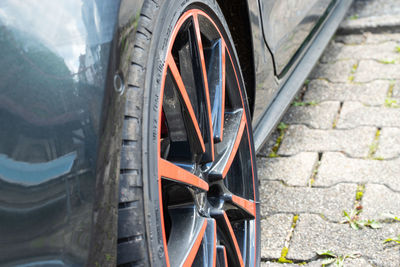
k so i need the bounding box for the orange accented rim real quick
[156,7,258,267]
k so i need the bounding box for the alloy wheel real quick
[157,8,258,267]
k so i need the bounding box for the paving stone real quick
[364,32,400,44]
[342,258,374,267]
[257,153,318,186]
[361,184,400,221]
[376,127,400,159]
[355,60,400,82]
[315,152,400,191]
[261,214,293,259]
[335,34,366,45]
[278,125,375,158]
[259,181,356,221]
[287,214,400,266]
[310,60,357,83]
[282,101,340,129]
[340,15,400,34]
[261,262,297,267]
[347,0,400,19]
[321,41,399,63]
[336,102,400,128]
[304,79,388,106]
[392,82,400,102]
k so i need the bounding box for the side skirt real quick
[253,0,353,152]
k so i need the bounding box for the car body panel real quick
[247,0,279,127]
[258,0,334,75]
[253,0,352,151]
[0,0,143,265]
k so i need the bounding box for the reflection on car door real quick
[259,0,334,76]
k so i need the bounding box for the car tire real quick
[117,0,260,266]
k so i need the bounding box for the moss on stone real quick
[277,247,293,263]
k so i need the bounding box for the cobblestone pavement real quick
[258,1,400,266]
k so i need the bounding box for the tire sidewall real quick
[141,1,259,265]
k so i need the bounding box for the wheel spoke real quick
[216,245,228,267]
[167,55,206,153]
[208,110,245,180]
[168,206,208,267]
[205,218,217,267]
[159,158,209,191]
[228,194,256,218]
[193,13,214,162]
[204,39,225,143]
[211,210,244,267]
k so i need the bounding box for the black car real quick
[0,0,352,266]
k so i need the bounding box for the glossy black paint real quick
[253,0,353,151]
[0,0,143,265]
[259,0,333,75]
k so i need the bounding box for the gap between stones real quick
[348,61,359,82]
[267,123,288,158]
[367,128,381,159]
[308,152,322,187]
[278,214,299,264]
[387,81,395,97]
[332,102,343,129]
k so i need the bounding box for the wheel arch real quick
[216,0,256,118]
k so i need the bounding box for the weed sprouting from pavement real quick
[341,209,381,230]
[385,98,400,108]
[316,251,361,266]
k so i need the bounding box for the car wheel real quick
[118,1,260,266]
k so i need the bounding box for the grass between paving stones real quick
[332,102,343,129]
[292,100,318,107]
[349,14,359,20]
[269,122,288,158]
[384,81,400,108]
[383,213,400,222]
[367,129,381,160]
[308,152,322,187]
[384,235,400,246]
[316,251,361,266]
[348,62,358,82]
[396,46,400,53]
[387,81,395,97]
[378,59,396,64]
[277,215,299,264]
[382,214,400,247]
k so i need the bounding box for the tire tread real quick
[117,0,161,265]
